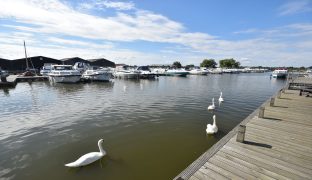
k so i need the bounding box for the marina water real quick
[0,73,285,180]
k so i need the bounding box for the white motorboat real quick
[222,68,240,73]
[48,65,81,83]
[272,69,288,78]
[136,66,157,79]
[82,67,113,82]
[189,67,208,75]
[114,65,140,79]
[209,68,223,74]
[40,63,56,76]
[165,69,189,77]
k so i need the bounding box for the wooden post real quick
[259,107,265,118]
[270,97,275,106]
[277,91,281,99]
[236,125,246,143]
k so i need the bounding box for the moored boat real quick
[189,67,208,75]
[40,63,56,76]
[272,69,288,78]
[165,69,189,77]
[48,65,81,83]
[114,65,140,79]
[82,67,112,82]
[136,66,157,79]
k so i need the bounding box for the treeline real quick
[172,58,241,68]
[171,59,311,70]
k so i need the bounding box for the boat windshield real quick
[137,66,150,71]
[54,66,73,70]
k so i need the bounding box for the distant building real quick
[0,56,116,72]
[0,56,60,72]
[88,58,115,67]
[60,57,89,65]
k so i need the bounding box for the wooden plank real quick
[225,142,312,179]
[192,170,214,180]
[217,150,284,180]
[230,135,312,170]
[210,152,257,179]
[206,158,249,179]
[222,145,304,179]
[248,120,312,137]
[198,166,228,180]
[203,161,243,179]
[245,128,312,155]
[188,175,200,180]
[246,123,312,145]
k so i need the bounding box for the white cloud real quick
[0,0,213,44]
[79,0,135,11]
[278,0,312,16]
[0,0,311,66]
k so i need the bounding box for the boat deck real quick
[174,89,312,180]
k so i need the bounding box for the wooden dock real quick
[174,89,312,180]
[0,75,48,88]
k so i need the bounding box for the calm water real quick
[0,73,285,180]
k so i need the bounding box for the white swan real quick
[219,92,224,102]
[206,115,218,134]
[65,139,106,167]
[207,98,215,110]
[123,85,127,92]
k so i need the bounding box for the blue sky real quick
[0,0,312,66]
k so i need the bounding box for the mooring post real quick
[259,107,265,118]
[236,125,246,143]
[270,97,275,107]
[277,90,281,99]
[299,89,302,96]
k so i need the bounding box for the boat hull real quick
[272,74,287,78]
[82,73,111,81]
[48,75,81,83]
[114,72,139,79]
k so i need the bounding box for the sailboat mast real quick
[24,40,29,70]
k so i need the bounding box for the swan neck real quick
[213,117,216,126]
[98,141,105,154]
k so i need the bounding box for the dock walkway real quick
[175,89,312,180]
[0,75,47,88]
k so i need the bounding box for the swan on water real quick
[218,92,224,102]
[123,85,127,92]
[206,115,218,134]
[65,139,106,167]
[207,98,215,110]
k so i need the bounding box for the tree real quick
[172,61,182,68]
[219,58,240,68]
[200,59,217,68]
